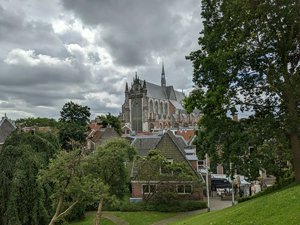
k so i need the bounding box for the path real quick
[102,196,232,225]
[103,212,129,225]
[151,196,232,225]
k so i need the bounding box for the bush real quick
[118,200,207,212]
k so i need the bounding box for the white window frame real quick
[177,184,192,194]
[142,184,156,194]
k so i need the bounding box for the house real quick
[0,114,16,149]
[86,125,120,152]
[130,131,204,201]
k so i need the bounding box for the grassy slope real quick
[112,211,178,225]
[172,184,300,225]
[69,211,178,225]
[69,212,115,225]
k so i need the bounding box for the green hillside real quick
[172,184,300,225]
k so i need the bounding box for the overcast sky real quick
[0,0,203,120]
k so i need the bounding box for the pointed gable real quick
[0,116,16,144]
[156,131,203,181]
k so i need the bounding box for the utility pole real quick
[230,162,235,206]
[206,153,210,212]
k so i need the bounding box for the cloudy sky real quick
[0,0,203,120]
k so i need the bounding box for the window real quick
[167,158,173,164]
[142,184,156,194]
[177,185,192,194]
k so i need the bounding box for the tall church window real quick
[155,101,158,114]
[160,102,163,114]
[149,100,153,112]
[164,102,168,115]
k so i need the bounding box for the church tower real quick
[129,73,146,133]
[122,82,130,124]
[161,62,166,87]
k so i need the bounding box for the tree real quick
[96,113,122,135]
[38,150,86,225]
[59,101,91,150]
[0,132,59,225]
[15,117,59,128]
[85,138,136,224]
[186,0,300,181]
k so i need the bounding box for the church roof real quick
[145,81,185,103]
[169,100,184,110]
[145,82,167,100]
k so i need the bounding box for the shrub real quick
[118,200,207,212]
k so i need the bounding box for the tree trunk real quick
[286,94,300,182]
[290,132,300,182]
[49,196,64,225]
[94,196,104,225]
[48,196,79,225]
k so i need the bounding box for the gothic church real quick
[121,65,198,133]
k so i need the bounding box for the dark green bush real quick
[118,200,207,212]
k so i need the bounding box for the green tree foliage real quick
[85,138,136,224]
[15,117,59,128]
[0,132,59,225]
[59,101,91,150]
[88,138,136,198]
[38,150,86,225]
[96,113,122,134]
[186,0,299,181]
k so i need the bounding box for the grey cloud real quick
[0,101,16,109]
[0,0,202,119]
[0,6,66,57]
[62,0,201,66]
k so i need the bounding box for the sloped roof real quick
[146,82,167,100]
[131,136,161,156]
[175,130,195,142]
[166,86,176,100]
[89,127,120,143]
[174,90,185,102]
[175,135,187,151]
[157,131,204,181]
[169,100,184,110]
[0,117,16,144]
[145,82,185,103]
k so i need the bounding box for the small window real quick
[167,158,173,164]
[177,185,192,194]
[142,184,156,194]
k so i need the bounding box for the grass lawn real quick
[171,183,300,225]
[111,211,179,225]
[68,211,179,225]
[68,212,115,225]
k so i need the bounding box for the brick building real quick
[130,131,204,200]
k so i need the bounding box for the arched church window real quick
[149,100,153,112]
[164,102,168,115]
[160,102,163,114]
[155,101,158,114]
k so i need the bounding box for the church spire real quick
[161,62,166,87]
[125,82,129,92]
